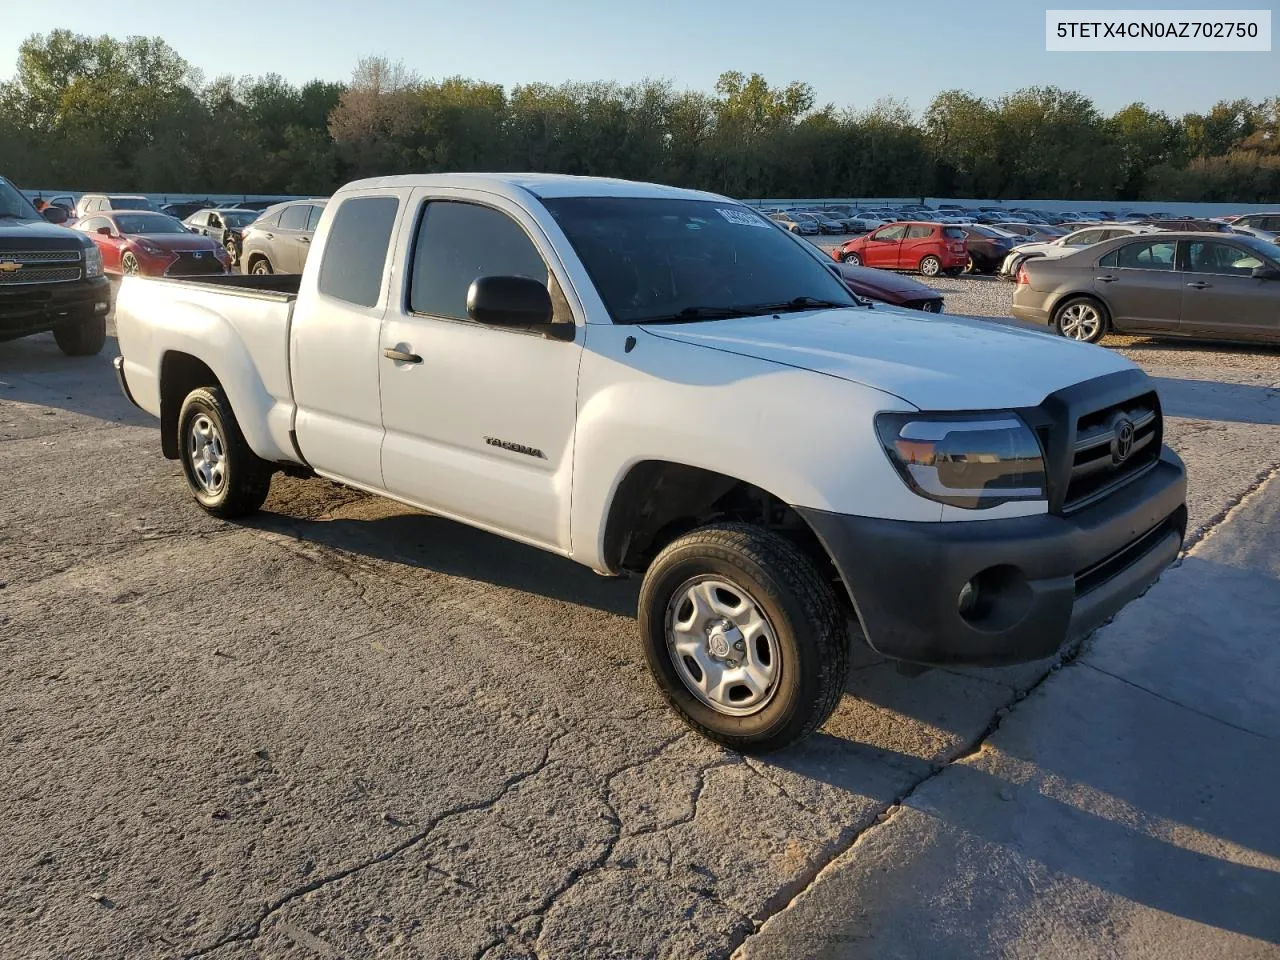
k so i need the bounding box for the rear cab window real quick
[317,196,400,308]
[906,226,934,239]
[942,227,965,239]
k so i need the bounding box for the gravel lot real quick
[2,278,1279,958]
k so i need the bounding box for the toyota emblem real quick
[1112,417,1135,464]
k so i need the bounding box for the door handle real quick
[383,347,422,364]
[299,236,310,244]
[1186,281,1211,289]
[264,233,274,240]
[1095,275,1117,282]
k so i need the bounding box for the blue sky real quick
[3,0,1276,117]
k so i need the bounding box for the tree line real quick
[2,30,1277,202]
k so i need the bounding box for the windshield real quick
[115,213,189,235]
[1230,234,1280,263]
[0,179,40,219]
[108,196,156,211]
[219,211,256,227]
[542,197,858,324]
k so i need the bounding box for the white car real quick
[113,173,1187,752]
[1000,224,1162,277]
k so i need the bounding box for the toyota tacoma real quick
[113,174,1187,752]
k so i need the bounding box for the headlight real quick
[136,240,163,255]
[83,245,104,278]
[876,412,1046,509]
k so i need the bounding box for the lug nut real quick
[733,640,745,651]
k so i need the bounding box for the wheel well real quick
[602,461,851,611]
[159,352,220,459]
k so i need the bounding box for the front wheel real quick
[177,386,273,518]
[1054,296,1109,343]
[224,239,239,267]
[121,252,140,276]
[53,314,107,356]
[638,522,850,753]
[919,255,942,277]
[250,257,273,275]
[841,252,862,265]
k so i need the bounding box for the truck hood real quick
[640,306,1135,410]
[0,217,91,250]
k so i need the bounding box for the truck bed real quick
[144,272,301,300]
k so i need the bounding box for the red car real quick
[832,222,967,276]
[74,211,232,278]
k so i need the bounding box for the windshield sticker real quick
[717,208,771,228]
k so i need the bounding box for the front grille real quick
[166,252,227,277]
[0,265,83,285]
[1063,391,1160,512]
[0,249,82,263]
[0,248,83,285]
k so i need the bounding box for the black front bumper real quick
[800,447,1187,666]
[0,276,111,342]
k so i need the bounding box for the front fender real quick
[570,324,940,572]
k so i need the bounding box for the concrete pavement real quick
[738,470,1280,959]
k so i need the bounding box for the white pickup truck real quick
[115,174,1187,752]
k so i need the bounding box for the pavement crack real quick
[1081,661,1277,741]
[1183,456,1280,553]
[181,730,571,959]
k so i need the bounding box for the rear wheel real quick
[1054,296,1108,343]
[919,255,942,276]
[841,252,862,265]
[177,386,273,518]
[53,314,107,356]
[224,239,239,267]
[638,522,850,753]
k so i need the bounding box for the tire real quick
[919,255,942,277]
[638,522,850,753]
[121,252,140,276]
[841,252,862,265]
[53,314,107,356]
[177,386,273,518]
[249,256,273,275]
[224,239,239,267]
[1053,296,1109,344]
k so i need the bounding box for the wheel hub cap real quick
[665,578,779,716]
[188,414,226,495]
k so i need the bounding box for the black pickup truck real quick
[1,176,111,355]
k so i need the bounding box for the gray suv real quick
[239,199,327,275]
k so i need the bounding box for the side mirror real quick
[467,275,554,328]
[96,226,113,236]
[189,226,200,234]
[1252,265,1280,281]
[42,206,69,224]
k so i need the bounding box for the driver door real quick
[862,224,907,267]
[378,189,584,551]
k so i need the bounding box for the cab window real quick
[317,195,400,308]
[279,204,310,230]
[1103,240,1177,270]
[873,225,908,242]
[905,225,933,239]
[1186,241,1263,277]
[409,200,548,321]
